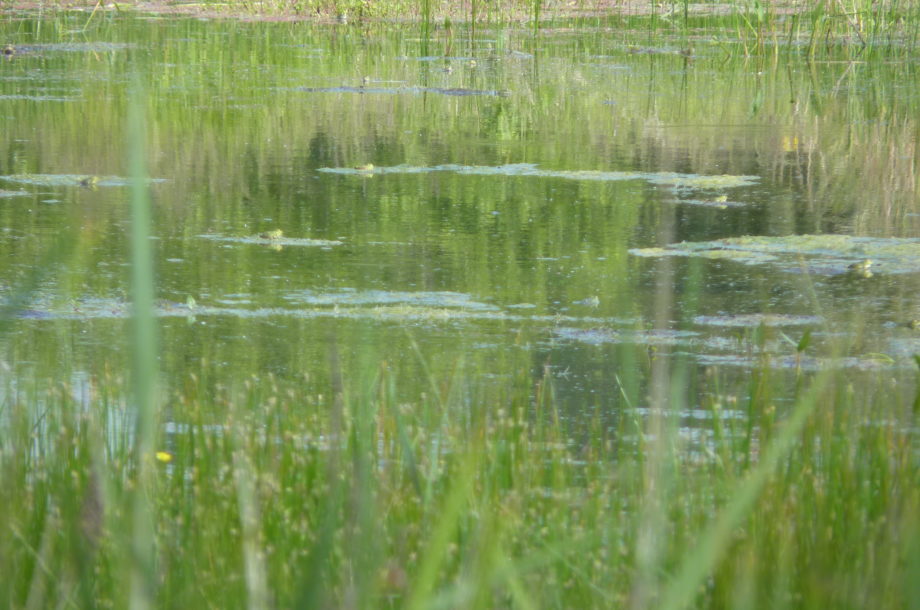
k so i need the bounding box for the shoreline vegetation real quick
[2,358,918,608]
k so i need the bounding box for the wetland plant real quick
[0,348,917,608]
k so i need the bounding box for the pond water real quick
[1,13,919,437]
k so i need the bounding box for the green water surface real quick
[1,12,919,432]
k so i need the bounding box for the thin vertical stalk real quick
[630,202,680,608]
[128,84,158,610]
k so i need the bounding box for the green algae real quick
[554,326,699,346]
[629,234,920,274]
[199,234,344,247]
[0,174,166,187]
[297,85,510,97]
[693,314,824,327]
[5,42,134,54]
[283,288,499,311]
[318,163,759,190]
[673,197,746,208]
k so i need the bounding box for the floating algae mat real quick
[0,174,167,187]
[672,197,747,208]
[318,163,759,190]
[693,314,824,327]
[3,42,134,54]
[283,288,499,310]
[554,326,699,346]
[297,85,510,97]
[199,234,344,247]
[630,234,920,274]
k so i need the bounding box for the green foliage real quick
[0,348,917,607]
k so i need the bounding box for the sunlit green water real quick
[1,13,919,433]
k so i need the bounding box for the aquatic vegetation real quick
[693,313,824,327]
[630,234,920,274]
[554,325,699,346]
[1,353,915,608]
[199,233,343,247]
[0,174,166,187]
[572,295,600,307]
[296,85,510,97]
[283,288,499,311]
[673,195,745,208]
[1,42,134,53]
[319,162,760,190]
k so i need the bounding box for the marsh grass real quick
[127,84,158,610]
[0,329,917,607]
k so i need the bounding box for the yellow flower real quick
[156,451,173,463]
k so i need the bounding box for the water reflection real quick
[0,14,918,434]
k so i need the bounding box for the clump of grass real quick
[0,348,916,607]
